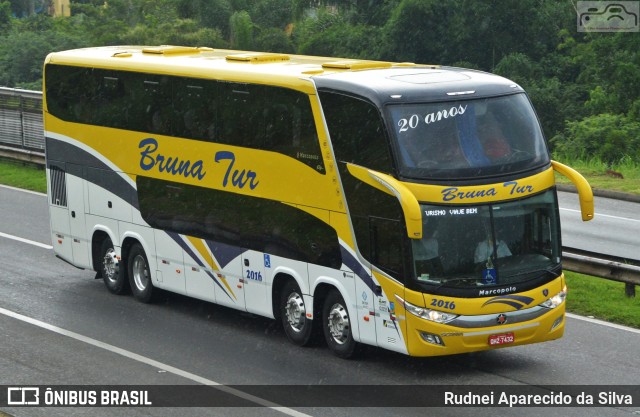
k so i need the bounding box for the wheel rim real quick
[103,248,119,283]
[327,303,350,345]
[284,291,306,333]
[132,254,149,291]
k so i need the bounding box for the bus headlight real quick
[539,286,567,309]
[395,295,458,324]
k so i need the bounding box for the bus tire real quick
[280,280,313,346]
[128,243,154,303]
[323,289,358,359]
[100,237,128,295]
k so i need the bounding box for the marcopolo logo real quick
[577,1,639,32]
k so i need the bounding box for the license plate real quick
[488,332,515,346]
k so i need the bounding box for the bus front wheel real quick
[280,280,313,346]
[128,243,154,303]
[323,290,358,359]
[100,237,128,295]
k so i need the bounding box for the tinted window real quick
[388,94,550,180]
[137,176,341,268]
[45,64,324,172]
[319,91,394,173]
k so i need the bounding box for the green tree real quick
[0,1,11,33]
[177,0,232,36]
[378,0,465,63]
[254,27,293,53]
[229,10,253,49]
[552,114,640,164]
[250,0,291,29]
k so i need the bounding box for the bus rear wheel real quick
[100,237,128,295]
[128,243,154,303]
[323,289,359,359]
[280,280,313,346]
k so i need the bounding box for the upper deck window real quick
[387,93,549,181]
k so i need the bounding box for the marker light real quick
[540,286,567,309]
[395,295,458,324]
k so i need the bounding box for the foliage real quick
[565,271,640,329]
[0,0,637,165]
[229,10,253,49]
[552,114,640,165]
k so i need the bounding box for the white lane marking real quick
[0,183,46,197]
[0,231,53,250]
[560,207,640,223]
[0,306,312,417]
[566,313,640,335]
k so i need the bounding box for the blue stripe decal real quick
[340,246,376,293]
[166,232,233,300]
[482,295,535,310]
[204,240,245,269]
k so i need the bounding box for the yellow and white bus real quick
[43,45,593,358]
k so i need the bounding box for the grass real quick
[553,155,640,196]
[0,157,637,329]
[0,158,47,193]
[565,271,640,329]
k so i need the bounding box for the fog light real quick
[420,332,445,346]
[551,315,564,331]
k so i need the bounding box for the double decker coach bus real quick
[43,45,593,358]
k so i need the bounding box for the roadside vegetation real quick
[0,158,46,193]
[565,272,640,329]
[554,157,640,196]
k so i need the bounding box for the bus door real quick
[369,216,407,353]
[66,164,90,268]
[241,251,268,315]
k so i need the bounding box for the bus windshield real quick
[388,93,549,180]
[412,190,561,290]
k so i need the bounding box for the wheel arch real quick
[90,228,117,272]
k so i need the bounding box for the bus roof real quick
[45,45,521,100]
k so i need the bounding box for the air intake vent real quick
[142,46,204,55]
[322,60,392,70]
[225,53,290,63]
[49,166,67,207]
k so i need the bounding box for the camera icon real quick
[578,2,639,32]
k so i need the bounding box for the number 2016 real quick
[431,299,455,310]
[246,270,263,281]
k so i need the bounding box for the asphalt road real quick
[558,190,640,260]
[0,185,639,417]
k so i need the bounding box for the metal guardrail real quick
[563,247,640,297]
[0,88,638,297]
[0,87,44,152]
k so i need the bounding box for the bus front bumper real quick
[405,304,565,357]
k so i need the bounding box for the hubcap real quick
[284,291,306,333]
[327,303,350,345]
[103,248,119,282]
[132,254,149,291]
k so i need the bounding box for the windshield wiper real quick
[501,266,561,280]
[433,276,479,290]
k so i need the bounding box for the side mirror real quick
[552,160,594,221]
